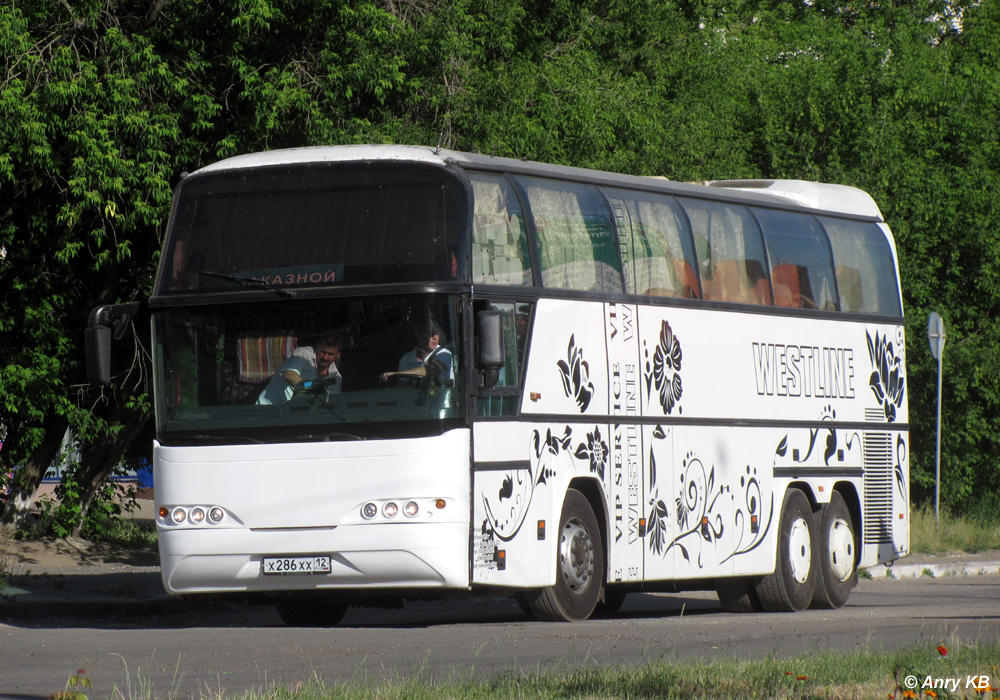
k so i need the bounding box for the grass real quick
[99,642,1000,700]
[89,516,158,549]
[910,503,1000,555]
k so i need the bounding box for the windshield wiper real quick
[199,271,296,298]
[190,433,266,445]
[289,431,368,442]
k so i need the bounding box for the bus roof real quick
[705,180,884,220]
[193,145,885,221]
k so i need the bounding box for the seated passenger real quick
[256,332,345,405]
[380,320,453,385]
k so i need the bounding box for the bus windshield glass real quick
[152,294,463,444]
[157,161,467,294]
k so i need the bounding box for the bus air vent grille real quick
[862,431,893,544]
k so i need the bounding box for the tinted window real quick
[469,174,533,286]
[152,294,464,443]
[518,177,623,293]
[756,209,838,311]
[604,188,700,298]
[679,198,771,306]
[820,217,901,316]
[157,161,468,294]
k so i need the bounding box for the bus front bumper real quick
[157,521,470,595]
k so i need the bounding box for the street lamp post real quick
[927,312,946,531]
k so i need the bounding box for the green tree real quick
[1,0,998,535]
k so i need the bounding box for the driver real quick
[380,319,453,385]
[257,332,345,405]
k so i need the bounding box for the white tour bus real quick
[87,145,908,624]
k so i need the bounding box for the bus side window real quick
[478,301,532,417]
[517,177,623,294]
[756,209,839,312]
[820,217,902,316]
[604,188,700,298]
[679,199,771,306]
[469,174,533,286]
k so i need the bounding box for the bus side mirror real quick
[476,310,504,390]
[86,324,112,385]
[85,302,143,385]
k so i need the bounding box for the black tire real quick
[275,598,348,627]
[520,489,604,622]
[754,488,817,612]
[811,491,858,609]
[716,576,762,612]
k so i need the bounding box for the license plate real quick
[262,555,332,575]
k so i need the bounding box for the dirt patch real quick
[5,534,158,570]
[1,526,163,599]
[1,527,159,582]
[1,498,159,578]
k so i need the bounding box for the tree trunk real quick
[0,414,70,528]
[71,406,150,538]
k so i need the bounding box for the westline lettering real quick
[752,342,855,399]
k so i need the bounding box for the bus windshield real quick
[152,294,463,444]
[157,161,468,294]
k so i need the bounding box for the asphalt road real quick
[3,576,999,700]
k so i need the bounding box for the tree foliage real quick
[1,0,997,530]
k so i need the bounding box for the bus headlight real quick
[159,505,229,526]
[357,498,447,522]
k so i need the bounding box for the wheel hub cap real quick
[560,518,594,593]
[788,517,812,584]
[828,517,855,581]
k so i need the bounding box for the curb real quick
[863,560,1000,580]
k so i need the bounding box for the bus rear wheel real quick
[275,598,348,627]
[755,488,816,612]
[811,491,857,609]
[520,489,604,622]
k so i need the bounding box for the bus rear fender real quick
[786,481,817,511]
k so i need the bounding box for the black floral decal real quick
[895,433,908,503]
[667,453,727,567]
[645,446,727,567]
[557,335,594,412]
[574,426,609,481]
[481,426,569,543]
[722,463,773,564]
[646,426,670,555]
[867,329,905,422]
[644,320,683,415]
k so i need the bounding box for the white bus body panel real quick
[472,299,908,587]
[155,429,471,594]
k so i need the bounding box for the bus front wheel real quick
[755,488,816,612]
[811,491,857,609]
[520,489,604,622]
